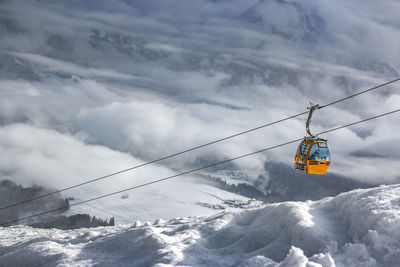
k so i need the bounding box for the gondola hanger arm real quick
[306,101,320,137]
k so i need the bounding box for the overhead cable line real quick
[1,107,399,227]
[0,111,308,212]
[320,77,400,108]
[0,77,399,212]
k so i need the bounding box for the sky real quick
[0,0,399,198]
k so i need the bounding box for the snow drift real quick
[1,184,399,266]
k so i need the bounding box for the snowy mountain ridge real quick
[1,184,399,266]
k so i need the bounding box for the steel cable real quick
[0,77,399,212]
[1,107,398,227]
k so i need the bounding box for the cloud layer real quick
[0,0,399,195]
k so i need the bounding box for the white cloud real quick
[9,52,137,80]
[0,123,176,195]
[0,0,399,189]
[143,42,182,53]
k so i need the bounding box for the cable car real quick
[295,102,331,174]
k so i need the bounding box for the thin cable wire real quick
[1,108,398,227]
[320,77,400,108]
[0,76,399,212]
[0,111,309,212]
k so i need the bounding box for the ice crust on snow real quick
[1,185,400,266]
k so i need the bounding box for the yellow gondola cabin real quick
[294,102,331,174]
[294,138,330,174]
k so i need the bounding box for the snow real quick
[1,185,400,266]
[65,178,258,223]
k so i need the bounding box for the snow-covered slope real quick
[65,178,262,224]
[1,185,399,266]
